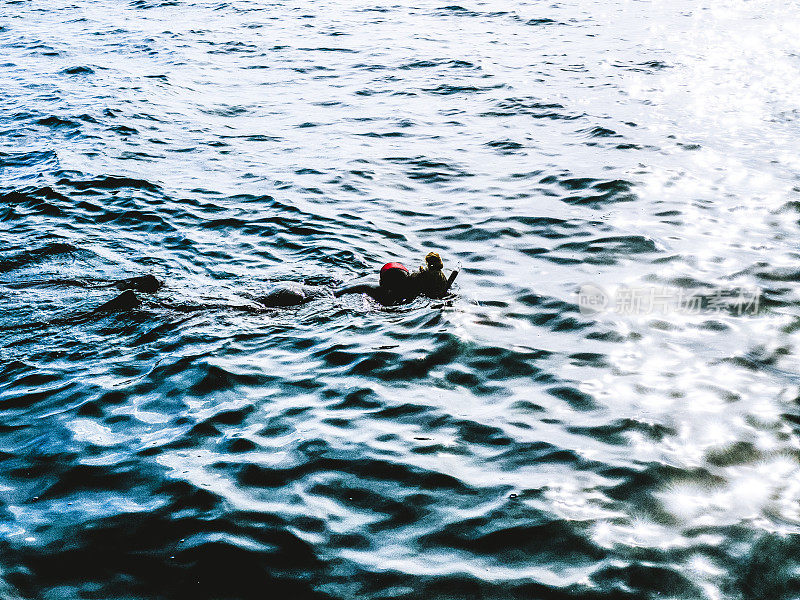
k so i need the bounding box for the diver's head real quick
[425,252,443,271]
[380,262,409,290]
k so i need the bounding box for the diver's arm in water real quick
[333,284,380,299]
[334,284,418,306]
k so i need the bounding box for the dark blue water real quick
[2,1,800,598]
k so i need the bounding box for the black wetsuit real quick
[333,283,414,306]
[334,270,457,305]
[14,269,454,320]
[256,284,329,307]
[100,280,329,311]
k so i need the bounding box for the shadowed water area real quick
[2,0,800,598]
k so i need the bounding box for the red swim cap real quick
[380,262,409,274]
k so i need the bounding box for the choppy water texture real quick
[2,0,800,598]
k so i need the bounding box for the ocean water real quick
[2,0,800,598]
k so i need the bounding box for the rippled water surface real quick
[2,1,800,598]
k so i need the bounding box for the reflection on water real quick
[2,0,800,598]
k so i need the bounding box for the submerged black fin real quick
[113,275,162,293]
[95,290,141,312]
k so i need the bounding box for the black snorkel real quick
[446,269,458,290]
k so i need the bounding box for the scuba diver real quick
[7,253,458,325]
[334,252,458,306]
[85,252,457,312]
